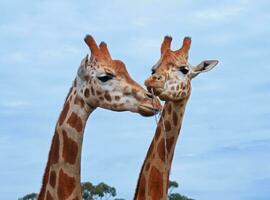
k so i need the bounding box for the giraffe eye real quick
[97,73,114,82]
[179,66,189,75]
[151,69,156,75]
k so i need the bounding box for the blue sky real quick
[0,0,270,199]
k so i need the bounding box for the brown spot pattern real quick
[155,126,161,141]
[164,120,171,132]
[38,132,59,200]
[123,91,131,96]
[59,102,70,126]
[69,95,73,102]
[115,96,120,101]
[84,88,90,98]
[104,91,112,101]
[90,86,95,96]
[180,112,183,118]
[62,130,78,164]
[157,138,165,162]
[67,112,83,132]
[74,96,85,108]
[167,103,172,115]
[96,90,102,96]
[84,75,90,81]
[166,137,175,154]
[157,136,176,162]
[57,169,76,200]
[148,166,163,200]
[146,163,150,171]
[99,96,104,101]
[173,111,178,126]
[49,170,56,188]
[137,174,146,200]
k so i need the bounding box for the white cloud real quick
[192,5,245,23]
[125,37,160,58]
[39,45,81,60]
[5,51,28,63]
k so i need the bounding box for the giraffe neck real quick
[38,79,95,200]
[134,98,189,200]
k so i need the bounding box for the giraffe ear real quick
[77,55,88,80]
[190,60,219,78]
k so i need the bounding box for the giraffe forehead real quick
[111,61,129,75]
[87,58,143,90]
[153,51,188,72]
[94,60,130,76]
[112,66,142,88]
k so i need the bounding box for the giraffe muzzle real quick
[138,97,161,117]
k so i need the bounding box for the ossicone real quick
[178,36,191,55]
[161,35,172,54]
[99,41,112,60]
[84,34,99,55]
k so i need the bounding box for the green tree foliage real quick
[82,182,95,200]
[169,180,179,189]
[19,181,123,200]
[169,193,195,200]
[18,193,37,200]
[19,180,193,200]
[81,181,118,200]
[169,180,179,195]
[168,180,195,200]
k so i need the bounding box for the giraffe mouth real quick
[138,104,161,116]
[147,87,163,97]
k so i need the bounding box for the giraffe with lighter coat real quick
[38,35,161,200]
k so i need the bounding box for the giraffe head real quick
[145,36,218,101]
[76,35,161,116]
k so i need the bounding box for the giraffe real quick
[37,35,161,200]
[133,36,218,200]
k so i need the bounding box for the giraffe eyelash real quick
[97,73,115,82]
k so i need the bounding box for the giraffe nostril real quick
[152,75,162,81]
[157,76,162,80]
